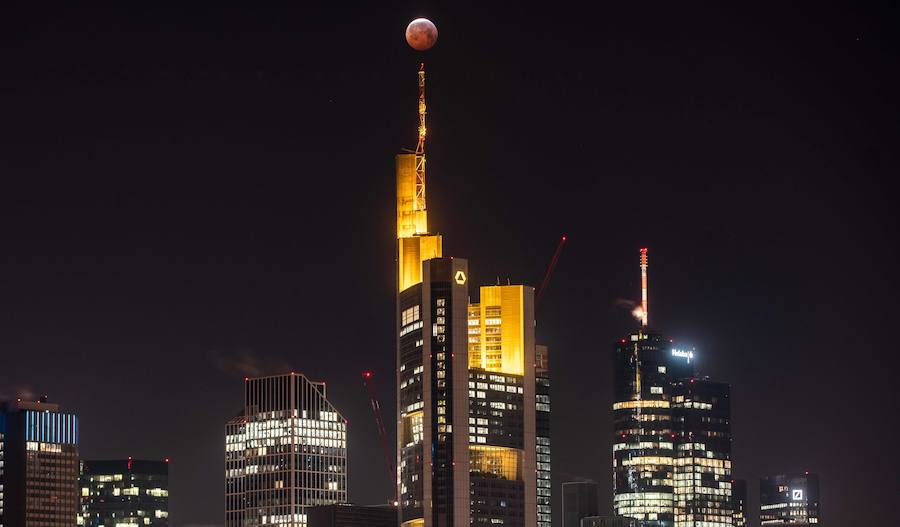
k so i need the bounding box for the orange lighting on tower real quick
[396,63,442,291]
[640,248,649,327]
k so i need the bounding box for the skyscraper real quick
[612,249,734,527]
[394,63,545,527]
[760,473,820,525]
[612,330,676,526]
[535,345,552,527]
[561,481,599,527]
[395,62,469,527]
[671,378,733,526]
[397,256,471,527]
[80,458,169,527]
[731,479,748,527]
[0,398,80,527]
[467,285,537,527]
[225,373,348,527]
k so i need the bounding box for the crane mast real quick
[414,63,427,214]
[362,371,396,503]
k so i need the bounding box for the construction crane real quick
[362,371,396,503]
[535,235,567,309]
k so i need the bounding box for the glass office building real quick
[0,398,80,527]
[225,374,348,527]
[80,458,169,527]
[760,473,820,525]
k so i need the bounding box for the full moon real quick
[405,18,438,51]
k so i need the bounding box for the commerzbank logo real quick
[454,270,467,285]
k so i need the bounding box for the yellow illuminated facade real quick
[396,153,442,292]
[467,285,526,375]
[469,445,522,481]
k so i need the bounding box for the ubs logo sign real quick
[454,270,467,285]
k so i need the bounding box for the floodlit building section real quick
[468,285,527,375]
[759,473,820,525]
[396,63,442,293]
[80,459,169,527]
[0,399,80,527]
[467,284,536,527]
[224,374,348,527]
[671,378,733,527]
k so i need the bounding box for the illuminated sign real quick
[792,489,803,501]
[671,348,694,361]
[454,270,467,285]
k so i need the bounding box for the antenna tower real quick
[640,248,649,327]
[414,63,427,213]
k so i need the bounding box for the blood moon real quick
[406,18,438,51]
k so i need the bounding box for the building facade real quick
[671,378,732,527]
[535,345,552,527]
[80,459,169,527]
[306,504,396,527]
[561,481,599,527]
[612,330,676,526]
[731,479,748,527]
[760,473,820,525]
[397,256,471,527]
[225,374,348,527]
[581,517,639,527]
[467,285,537,527]
[0,398,80,527]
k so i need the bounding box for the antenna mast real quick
[414,63,427,213]
[640,248,649,327]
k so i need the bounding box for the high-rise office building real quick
[397,256,471,527]
[80,458,169,527]
[0,398,80,527]
[671,378,732,526]
[225,373,348,527]
[731,479,748,527]
[612,250,735,527]
[760,473,820,525]
[467,285,537,527]
[535,345,552,527]
[395,62,469,527]
[394,64,545,527]
[306,503,397,527]
[562,481,599,527]
[612,330,676,526]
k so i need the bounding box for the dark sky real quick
[1,3,898,526]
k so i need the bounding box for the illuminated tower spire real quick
[415,63,427,213]
[396,63,442,291]
[640,247,649,327]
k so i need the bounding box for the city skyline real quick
[1,4,897,527]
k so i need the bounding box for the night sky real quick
[1,4,898,526]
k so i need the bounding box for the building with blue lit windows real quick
[0,398,80,527]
